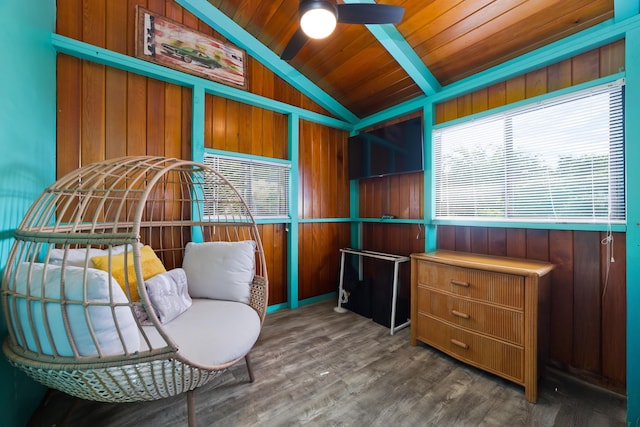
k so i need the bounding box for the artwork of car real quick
[161,43,222,69]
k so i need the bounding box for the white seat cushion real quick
[141,299,261,367]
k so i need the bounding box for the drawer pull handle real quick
[451,310,470,319]
[450,280,470,288]
[450,339,469,350]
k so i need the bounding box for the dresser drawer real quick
[417,260,524,309]
[416,313,524,384]
[417,287,523,345]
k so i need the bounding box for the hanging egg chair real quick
[1,156,268,426]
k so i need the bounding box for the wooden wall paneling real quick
[147,80,166,156]
[526,229,550,261]
[506,228,527,258]
[548,229,574,366]
[238,103,253,155]
[599,39,625,76]
[487,227,507,256]
[56,55,81,179]
[454,225,471,251]
[209,96,226,149]
[81,61,106,165]
[525,68,548,99]
[457,93,473,118]
[436,225,456,251]
[299,121,312,218]
[505,75,526,104]
[56,0,82,38]
[225,100,240,153]
[261,110,276,158]
[470,226,488,254]
[547,58,573,92]
[487,81,507,110]
[249,105,263,155]
[105,67,128,159]
[600,231,626,389]
[126,74,148,156]
[271,223,288,305]
[165,0,183,23]
[572,231,602,372]
[317,125,328,218]
[572,49,601,84]
[164,84,185,159]
[471,90,488,114]
[203,93,214,149]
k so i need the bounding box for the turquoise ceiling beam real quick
[615,0,639,21]
[176,0,359,124]
[343,0,441,96]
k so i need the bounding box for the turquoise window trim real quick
[625,24,640,426]
[349,179,361,250]
[423,103,437,252]
[204,147,292,167]
[430,76,627,232]
[433,219,626,233]
[351,218,424,224]
[255,218,291,225]
[432,73,625,130]
[51,34,354,132]
[190,84,206,243]
[298,218,353,223]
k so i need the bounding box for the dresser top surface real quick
[411,250,554,277]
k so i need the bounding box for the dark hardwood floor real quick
[30,300,626,426]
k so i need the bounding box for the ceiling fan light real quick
[300,6,337,39]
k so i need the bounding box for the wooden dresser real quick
[410,250,553,402]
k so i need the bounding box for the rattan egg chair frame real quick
[1,156,268,426]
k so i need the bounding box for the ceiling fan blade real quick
[281,27,308,60]
[336,4,404,25]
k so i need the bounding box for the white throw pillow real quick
[9,262,140,357]
[182,241,256,304]
[144,268,192,324]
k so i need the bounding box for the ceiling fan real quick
[281,0,405,60]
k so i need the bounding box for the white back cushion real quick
[182,241,256,304]
[9,262,140,356]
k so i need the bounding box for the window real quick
[433,80,625,225]
[203,152,290,219]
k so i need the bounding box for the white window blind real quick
[203,152,290,219]
[434,80,625,224]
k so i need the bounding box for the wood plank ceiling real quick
[204,0,614,120]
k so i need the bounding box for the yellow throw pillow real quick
[91,245,166,301]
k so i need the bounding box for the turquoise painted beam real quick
[287,114,301,309]
[359,13,640,128]
[343,0,441,96]
[51,34,353,132]
[614,0,639,21]
[625,23,640,427]
[175,0,359,124]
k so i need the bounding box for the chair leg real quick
[245,354,255,383]
[186,389,197,427]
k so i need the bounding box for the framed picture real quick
[135,6,248,90]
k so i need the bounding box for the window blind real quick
[203,152,290,219]
[434,80,625,224]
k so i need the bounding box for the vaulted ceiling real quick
[178,0,621,122]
